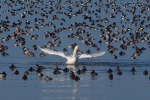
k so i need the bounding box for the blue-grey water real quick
[0,0,150,100]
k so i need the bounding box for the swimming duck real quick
[39,53,46,57]
[91,70,98,76]
[117,71,122,75]
[32,44,37,50]
[143,70,148,75]
[82,66,87,72]
[28,67,35,72]
[107,68,113,73]
[14,70,19,75]
[74,76,80,81]
[24,71,29,75]
[77,69,82,74]
[130,67,135,72]
[44,76,52,80]
[9,64,16,70]
[37,72,43,77]
[0,73,5,79]
[116,66,120,71]
[22,75,27,80]
[113,54,118,59]
[69,71,76,79]
[53,70,61,74]
[2,71,6,76]
[54,65,60,70]
[0,71,6,79]
[36,64,45,69]
[63,68,69,72]
[108,74,113,80]
[36,68,42,73]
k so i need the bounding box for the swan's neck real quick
[73,48,77,58]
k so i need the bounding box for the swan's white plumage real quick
[38,47,68,59]
[78,51,105,59]
[78,54,92,59]
[38,46,105,64]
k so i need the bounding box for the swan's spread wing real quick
[91,51,105,58]
[38,46,68,59]
[78,51,105,59]
[78,54,93,59]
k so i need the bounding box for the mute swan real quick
[38,46,105,64]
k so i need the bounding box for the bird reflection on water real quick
[66,64,77,72]
[41,64,79,100]
[66,64,79,100]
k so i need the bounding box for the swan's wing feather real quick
[91,51,105,58]
[78,51,105,59]
[38,46,68,59]
[78,54,93,59]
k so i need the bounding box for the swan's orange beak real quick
[77,48,79,51]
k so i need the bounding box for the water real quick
[1,62,150,100]
[0,0,150,99]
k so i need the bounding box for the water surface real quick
[0,0,150,100]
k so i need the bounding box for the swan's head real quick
[75,46,79,51]
[72,46,79,58]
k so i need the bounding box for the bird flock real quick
[0,64,150,81]
[0,0,150,82]
[0,0,149,60]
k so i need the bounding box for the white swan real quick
[38,46,105,64]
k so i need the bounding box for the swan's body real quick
[38,46,105,64]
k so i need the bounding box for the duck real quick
[14,42,18,47]
[2,52,9,56]
[74,76,80,81]
[143,70,148,75]
[32,44,37,50]
[0,73,5,79]
[39,53,46,57]
[37,72,43,77]
[9,64,16,70]
[28,67,35,72]
[113,54,118,59]
[36,64,45,69]
[107,68,113,73]
[2,71,6,76]
[77,69,82,74]
[63,68,69,72]
[82,66,87,72]
[22,75,27,80]
[36,68,42,73]
[63,48,68,52]
[14,70,19,75]
[53,70,61,74]
[38,45,105,64]
[117,71,122,75]
[44,76,52,80]
[69,71,80,81]
[24,71,29,75]
[116,66,120,71]
[131,56,136,59]
[108,74,113,80]
[0,71,6,78]
[54,65,60,70]
[27,52,35,57]
[91,70,98,76]
[69,71,76,79]
[130,67,135,72]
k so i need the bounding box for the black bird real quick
[108,74,113,80]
